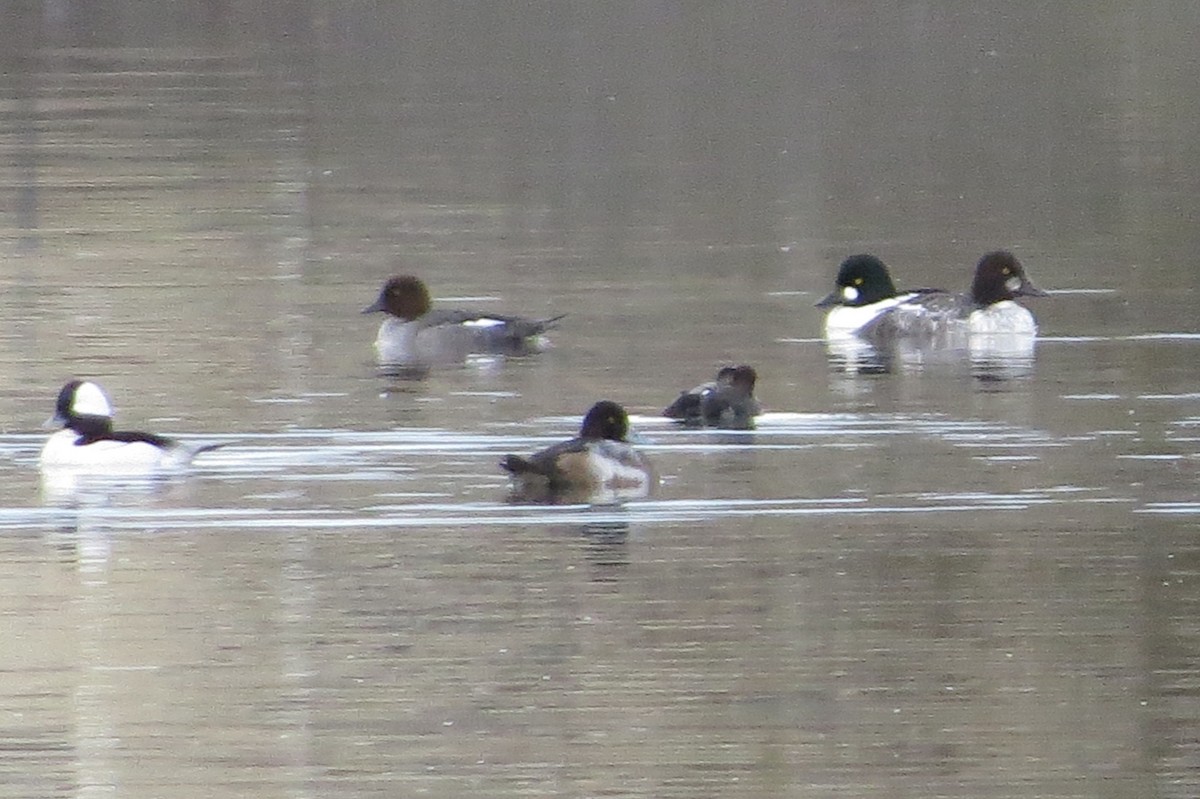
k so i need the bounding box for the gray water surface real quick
[2,5,1199,798]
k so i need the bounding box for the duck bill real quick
[42,413,66,430]
[1016,280,1050,298]
[814,289,842,309]
[361,297,386,314]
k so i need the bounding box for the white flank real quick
[462,318,505,329]
[39,430,188,473]
[823,292,921,338]
[585,449,650,490]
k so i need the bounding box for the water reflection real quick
[823,334,894,375]
[504,481,652,507]
[40,468,186,507]
[374,353,519,383]
[823,333,1038,383]
[968,333,1038,379]
[577,518,632,582]
[375,363,434,382]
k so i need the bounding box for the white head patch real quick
[841,286,860,302]
[1005,276,1021,293]
[74,381,114,417]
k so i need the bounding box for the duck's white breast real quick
[968,301,1037,335]
[374,318,476,365]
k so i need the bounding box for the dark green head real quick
[579,400,630,441]
[816,254,899,308]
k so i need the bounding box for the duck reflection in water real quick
[824,333,1039,381]
[821,335,901,376]
[968,332,1039,382]
[579,519,630,582]
[500,400,657,505]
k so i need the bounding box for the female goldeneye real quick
[663,365,761,427]
[815,254,941,339]
[362,275,564,365]
[500,400,655,501]
[859,250,1048,341]
[40,380,223,472]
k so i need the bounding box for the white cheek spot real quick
[1005,276,1021,293]
[463,318,504,329]
[841,286,860,302]
[74,382,114,417]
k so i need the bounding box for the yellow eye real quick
[854,277,864,286]
[1002,267,1011,275]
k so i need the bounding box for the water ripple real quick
[8,487,1137,533]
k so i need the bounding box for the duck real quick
[857,250,1048,341]
[39,380,224,472]
[961,250,1049,334]
[362,275,564,365]
[663,365,761,427]
[815,254,942,339]
[500,400,655,501]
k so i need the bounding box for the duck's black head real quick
[816,254,899,308]
[579,400,630,441]
[971,251,1048,306]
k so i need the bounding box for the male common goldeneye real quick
[40,380,223,472]
[663,365,761,427]
[362,275,564,365]
[815,254,941,339]
[858,250,1048,341]
[500,400,655,501]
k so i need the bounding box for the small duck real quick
[500,400,655,501]
[859,250,1048,341]
[40,380,223,472]
[961,250,1049,334]
[362,275,564,365]
[663,365,761,427]
[815,254,941,339]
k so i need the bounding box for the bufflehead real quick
[40,380,223,472]
[859,250,1048,341]
[362,275,564,366]
[815,254,942,339]
[663,365,761,427]
[500,400,655,501]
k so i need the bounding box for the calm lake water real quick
[2,4,1200,798]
